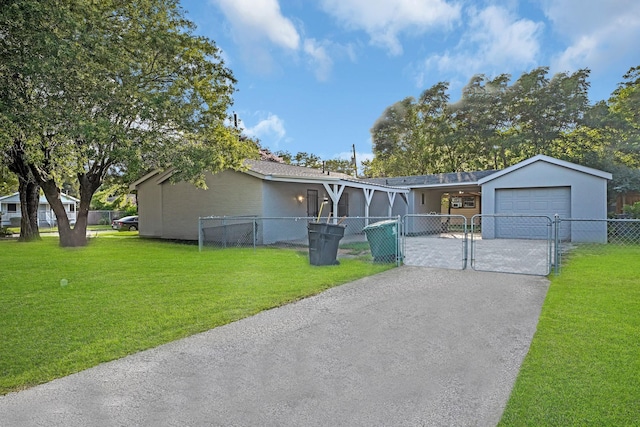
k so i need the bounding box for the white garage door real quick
[495,187,570,239]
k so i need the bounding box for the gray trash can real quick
[308,222,346,265]
[363,219,401,263]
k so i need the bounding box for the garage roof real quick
[477,154,612,184]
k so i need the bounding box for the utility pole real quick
[351,144,357,178]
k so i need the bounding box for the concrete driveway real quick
[0,267,549,426]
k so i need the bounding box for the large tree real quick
[365,67,593,177]
[451,73,511,170]
[0,1,61,241]
[367,83,456,176]
[508,67,591,159]
[1,0,255,246]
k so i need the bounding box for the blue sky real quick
[180,0,640,167]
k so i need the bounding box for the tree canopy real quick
[1,0,256,245]
[364,66,640,200]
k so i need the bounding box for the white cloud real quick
[541,0,640,73]
[242,113,287,146]
[212,0,300,50]
[320,0,461,55]
[303,38,334,81]
[414,5,542,86]
[466,6,542,67]
[211,0,300,74]
[211,0,346,81]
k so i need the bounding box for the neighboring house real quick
[0,192,79,227]
[130,154,612,242]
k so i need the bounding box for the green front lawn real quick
[499,245,640,426]
[4,224,113,235]
[0,237,391,395]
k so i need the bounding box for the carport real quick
[392,156,612,275]
[366,155,611,241]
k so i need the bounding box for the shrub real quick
[622,201,640,219]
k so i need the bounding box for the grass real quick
[0,236,392,395]
[339,241,372,256]
[4,224,113,235]
[499,245,640,426]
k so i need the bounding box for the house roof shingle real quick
[244,159,355,180]
[244,159,501,188]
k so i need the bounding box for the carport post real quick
[198,218,203,252]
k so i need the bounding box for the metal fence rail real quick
[198,216,402,265]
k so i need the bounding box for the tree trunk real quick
[38,171,104,247]
[17,179,41,242]
[7,139,41,241]
[40,179,88,247]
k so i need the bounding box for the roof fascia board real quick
[0,192,20,202]
[129,169,162,190]
[1,192,79,203]
[155,169,176,185]
[263,175,409,193]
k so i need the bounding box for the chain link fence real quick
[198,215,640,274]
[88,210,128,226]
[198,216,402,265]
[554,218,640,274]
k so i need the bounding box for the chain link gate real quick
[402,214,468,270]
[470,214,553,275]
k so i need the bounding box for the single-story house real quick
[130,160,409,241]
[130,154,612,242]
[0,192,79,227]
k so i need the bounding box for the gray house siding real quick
[260,181,317,244]
[161,170,263,241]
[137,174,163,238]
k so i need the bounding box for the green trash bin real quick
[308,222,346,265]
[363,219,401,263]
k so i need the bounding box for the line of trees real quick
[270,150,357,176]
[363,66,640,199]
[1,0,256,246]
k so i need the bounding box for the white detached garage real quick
[478,155,612,241]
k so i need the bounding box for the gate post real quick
[462,216,468,269]
[554,214,560,275]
